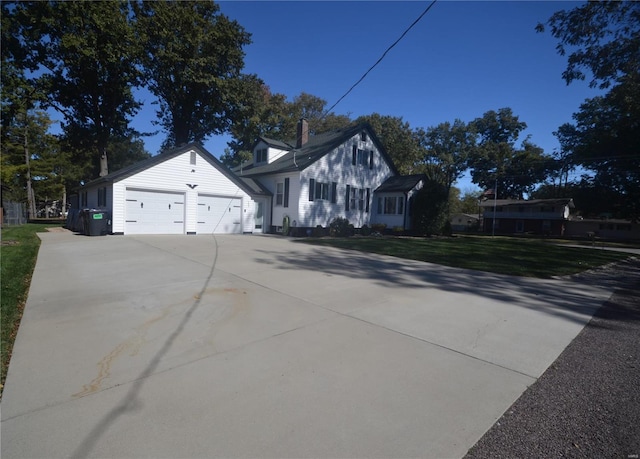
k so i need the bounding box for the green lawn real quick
[298,235,630,278]
[1,224,58,395]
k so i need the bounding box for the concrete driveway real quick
[1,232,619,458]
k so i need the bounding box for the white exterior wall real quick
[259,172,300,230]
[107,149,258,234]
[252,140,290,165]
[372,192,406,229]
[299,132,394,228]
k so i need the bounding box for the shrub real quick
[371,223,386,234]
[329,217,352,237]
[360,224,371,236]
[313,225,325,237]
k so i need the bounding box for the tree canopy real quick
[540,0,640,218]
[8,0,144,176]
[133,0,252,149]
[467,108,553,199]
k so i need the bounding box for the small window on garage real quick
[190,151,196,165]
[97,187,107,206]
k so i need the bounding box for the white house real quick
[75,121,430,236]
[78,143,270,235]
[237,120,403,233]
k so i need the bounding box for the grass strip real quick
[298,235,630,278]
[1,224,58,396]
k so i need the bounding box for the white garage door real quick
[125,189,185,234]
[198,195,242,234]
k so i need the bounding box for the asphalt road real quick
[466,257,640,458]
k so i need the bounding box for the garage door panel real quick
[125,189,185,235]
[198,195,242,234]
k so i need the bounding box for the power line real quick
[322,0,438,119]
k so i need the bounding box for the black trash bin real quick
[82,208,111,236]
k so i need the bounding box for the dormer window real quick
[256,148,267,163]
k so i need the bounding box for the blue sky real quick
[133,1,599,191]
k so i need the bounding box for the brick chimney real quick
[296,118,309,148]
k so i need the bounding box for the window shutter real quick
[331,182,337,204]
[309,178,315,201]
[284,178,290,207]
[369,151,374,169]
[345,185,350,211]
[352,145,356,165]
[366,188,370,212]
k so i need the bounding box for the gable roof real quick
[237,122,399,177]
[479,198,575,208]
[375,174,426,192]
[82,143,270,197]
[253,136,294,151]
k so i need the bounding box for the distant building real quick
[450,213,479,232]
[480,198,574,236]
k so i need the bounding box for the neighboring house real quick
[480,198,574,236]
[450,213,480,232]
[76,143,270,235]
[565,218,640,241]
[237,120,403,233]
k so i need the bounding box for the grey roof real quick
[82,143,270,197]
[254,136,293,151]
[237,122,399,177]
[375,174,426,192]
[480,198,575,208]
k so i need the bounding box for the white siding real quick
[300,132,394,228]
[372,192,406,229]
[260,173,300,230]
[106,149,257,234]
[252,140,290,165]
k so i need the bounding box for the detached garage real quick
[77,143,271,235]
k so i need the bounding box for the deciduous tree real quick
[133,0,252,149]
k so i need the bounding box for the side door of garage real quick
[197,195,242,234]
[125,189,185,234]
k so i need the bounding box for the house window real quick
[309,179,335,202]
[256,148,267,163]
[358,188,364,211]
[350,187,357,210]
[190,151,196,165]
[496,206,503,212]
[361,131,367,142]
[97,187,107,207]
[378,197,404,215]
[351,146,369,166]
[315,181,329,201]
[276,182,284,206]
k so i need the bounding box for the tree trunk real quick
[24,111,36,218]
[99,147,109,177]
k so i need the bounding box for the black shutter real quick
[345,185,350,211]
[309,178,315,201]
[352,145,356,165]
[369,150,374,169]
[366,188,370,212]
[284,178,290,207]
[331,182,337,204]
